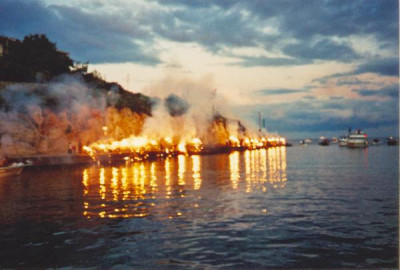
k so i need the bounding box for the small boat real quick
[387,136,399,146]
[318,136,330,146]
[331,137,338,144]
[0,163,28,178]
[347,130,368,148]
[372,138,382,145]
[338,136,348,147]
[300,138,312,145]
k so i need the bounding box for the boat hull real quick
[347,141,368,148]
[338,141,347,147]
[0,166,24,178]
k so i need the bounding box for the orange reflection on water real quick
[121,167,129,200]
[178,155,186,186]
[165,158,171,198]
[81,148,287,219]
[229,151,240,189]
[267,147,287,189]
[111,167,119,201]
[229,148,287,192]
[99,167,106,200]
[82,169,89,195]
[150,163,158,193]
[192,155,201,190]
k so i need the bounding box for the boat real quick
[371,138,382,145]
[300,138,312,145]
[387,136,399,146]
[331,137,338,144]
[347,130,368,148]
[0,163,29,178]
[338,136,348,147]
[318,136,330,146]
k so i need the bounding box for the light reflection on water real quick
[81,148,287,219]
[0,145,397,269]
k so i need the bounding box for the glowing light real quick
[99,167,106,200]
[165,158,171,197]
[229,151,240,189]
[178,142,187,153]
[178,155,186,186]
[192,155,201,190]
[82,168,89,195]
[229,136,240,147]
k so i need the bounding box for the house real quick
[0,36,17,57]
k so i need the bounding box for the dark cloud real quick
[162,5,261,52]
[0,0,56,38]
[354,58,399,76]
[245,0,398,43]
[353,85,399,98]
[314,57,399,85]
[282,39,359,62]
[336,78,385,87]
[302,95,317,100]
[236,56,309,67]
[0,0,161,64]
[1,0,397,66]
[255,88,305,96]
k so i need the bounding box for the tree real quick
[21,34,73,81]
[0,34,74,82]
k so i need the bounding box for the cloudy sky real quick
[1,0,398,139]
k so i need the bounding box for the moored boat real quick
[318,136,330,146]
[300,138,312,145]
[387,136,399,146]
[338,136,348,146]
[0,163,28,178]
[372,138,382,145]
[347,130,368,148]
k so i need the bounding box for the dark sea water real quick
[0,145,398,269]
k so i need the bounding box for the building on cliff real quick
[0,36,17,58]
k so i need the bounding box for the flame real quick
[178,142,187,153]
[83,129,286,161]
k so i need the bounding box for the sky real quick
[1,0,399,139]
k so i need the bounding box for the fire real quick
[229,136,240,147]
[177,142,186,153]
[83,135,207,159]
[0,75,291,160]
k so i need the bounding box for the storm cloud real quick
[1,0,397,66]
[1,0,398,138]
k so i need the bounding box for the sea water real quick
[0,145,398,268]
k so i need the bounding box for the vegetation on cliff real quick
[0,34,153,115]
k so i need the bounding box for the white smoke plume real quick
[0,74,270,157]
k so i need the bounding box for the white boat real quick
[338,136,348,147]
[347,130,368,148]
[300,138,312,145]
[0,163,29,178]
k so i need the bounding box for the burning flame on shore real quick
[83,130,286,161]
[0,75,287,159]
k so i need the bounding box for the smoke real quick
[139,75,264,146]
[164,94,189,117]
[0,74,270,157]
[0,75,111,156]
